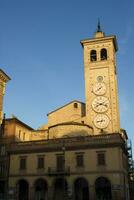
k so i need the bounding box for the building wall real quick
[48,123,93,139]
[4,118,48,142]
[9,147,126,175]
[47,101,85,127]
[8,144,128,200]
[4,119,32,142]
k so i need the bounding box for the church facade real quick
[0,26,132,200]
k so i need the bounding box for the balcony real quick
[48,167,70,176]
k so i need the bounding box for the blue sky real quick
[0,0,134,146]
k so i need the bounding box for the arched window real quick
[101,48,107,60]
[90,50,97,62]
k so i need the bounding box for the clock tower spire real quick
[81,26,120,134]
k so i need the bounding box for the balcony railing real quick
[48,166,70,176]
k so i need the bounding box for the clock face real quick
[92,96,109,113]
[93,82,106,95]
[93,114,109,129]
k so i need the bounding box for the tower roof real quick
[80,22,118,51]
[94,20,105,38]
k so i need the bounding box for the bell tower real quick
[0,69,11,124]
[81,23,120,134]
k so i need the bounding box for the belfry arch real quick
[100,48,107,60]
[90,50,97,61]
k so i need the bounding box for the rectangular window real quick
[20,157,26,170]
[0,145,6,156]
[97,152,106,166]
[76,154,84,167]
[56,155,64,171]
[19,130,21,139]
[74,103,78,108]
[38,156,44,169]
[23,132,25,141]
[0,163,5,175]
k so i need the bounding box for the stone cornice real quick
[7,133,127,155]
[48,121,93,130]
[9,169,127,178]
[80,35,118,52]
[0,69,11,82]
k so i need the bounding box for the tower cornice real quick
[0,69,11,83]
[80,35,118,52]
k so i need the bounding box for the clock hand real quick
[101,101,108,107]
[97,119,104,123]
[97,86,102,91]
[96,100,108,107]
[95,102,106,108]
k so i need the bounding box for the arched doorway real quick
[95,177,112,200]
[34,179,48,200]
[17,179,29,200]
[53,178,67,200]
[74,178,89,200]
